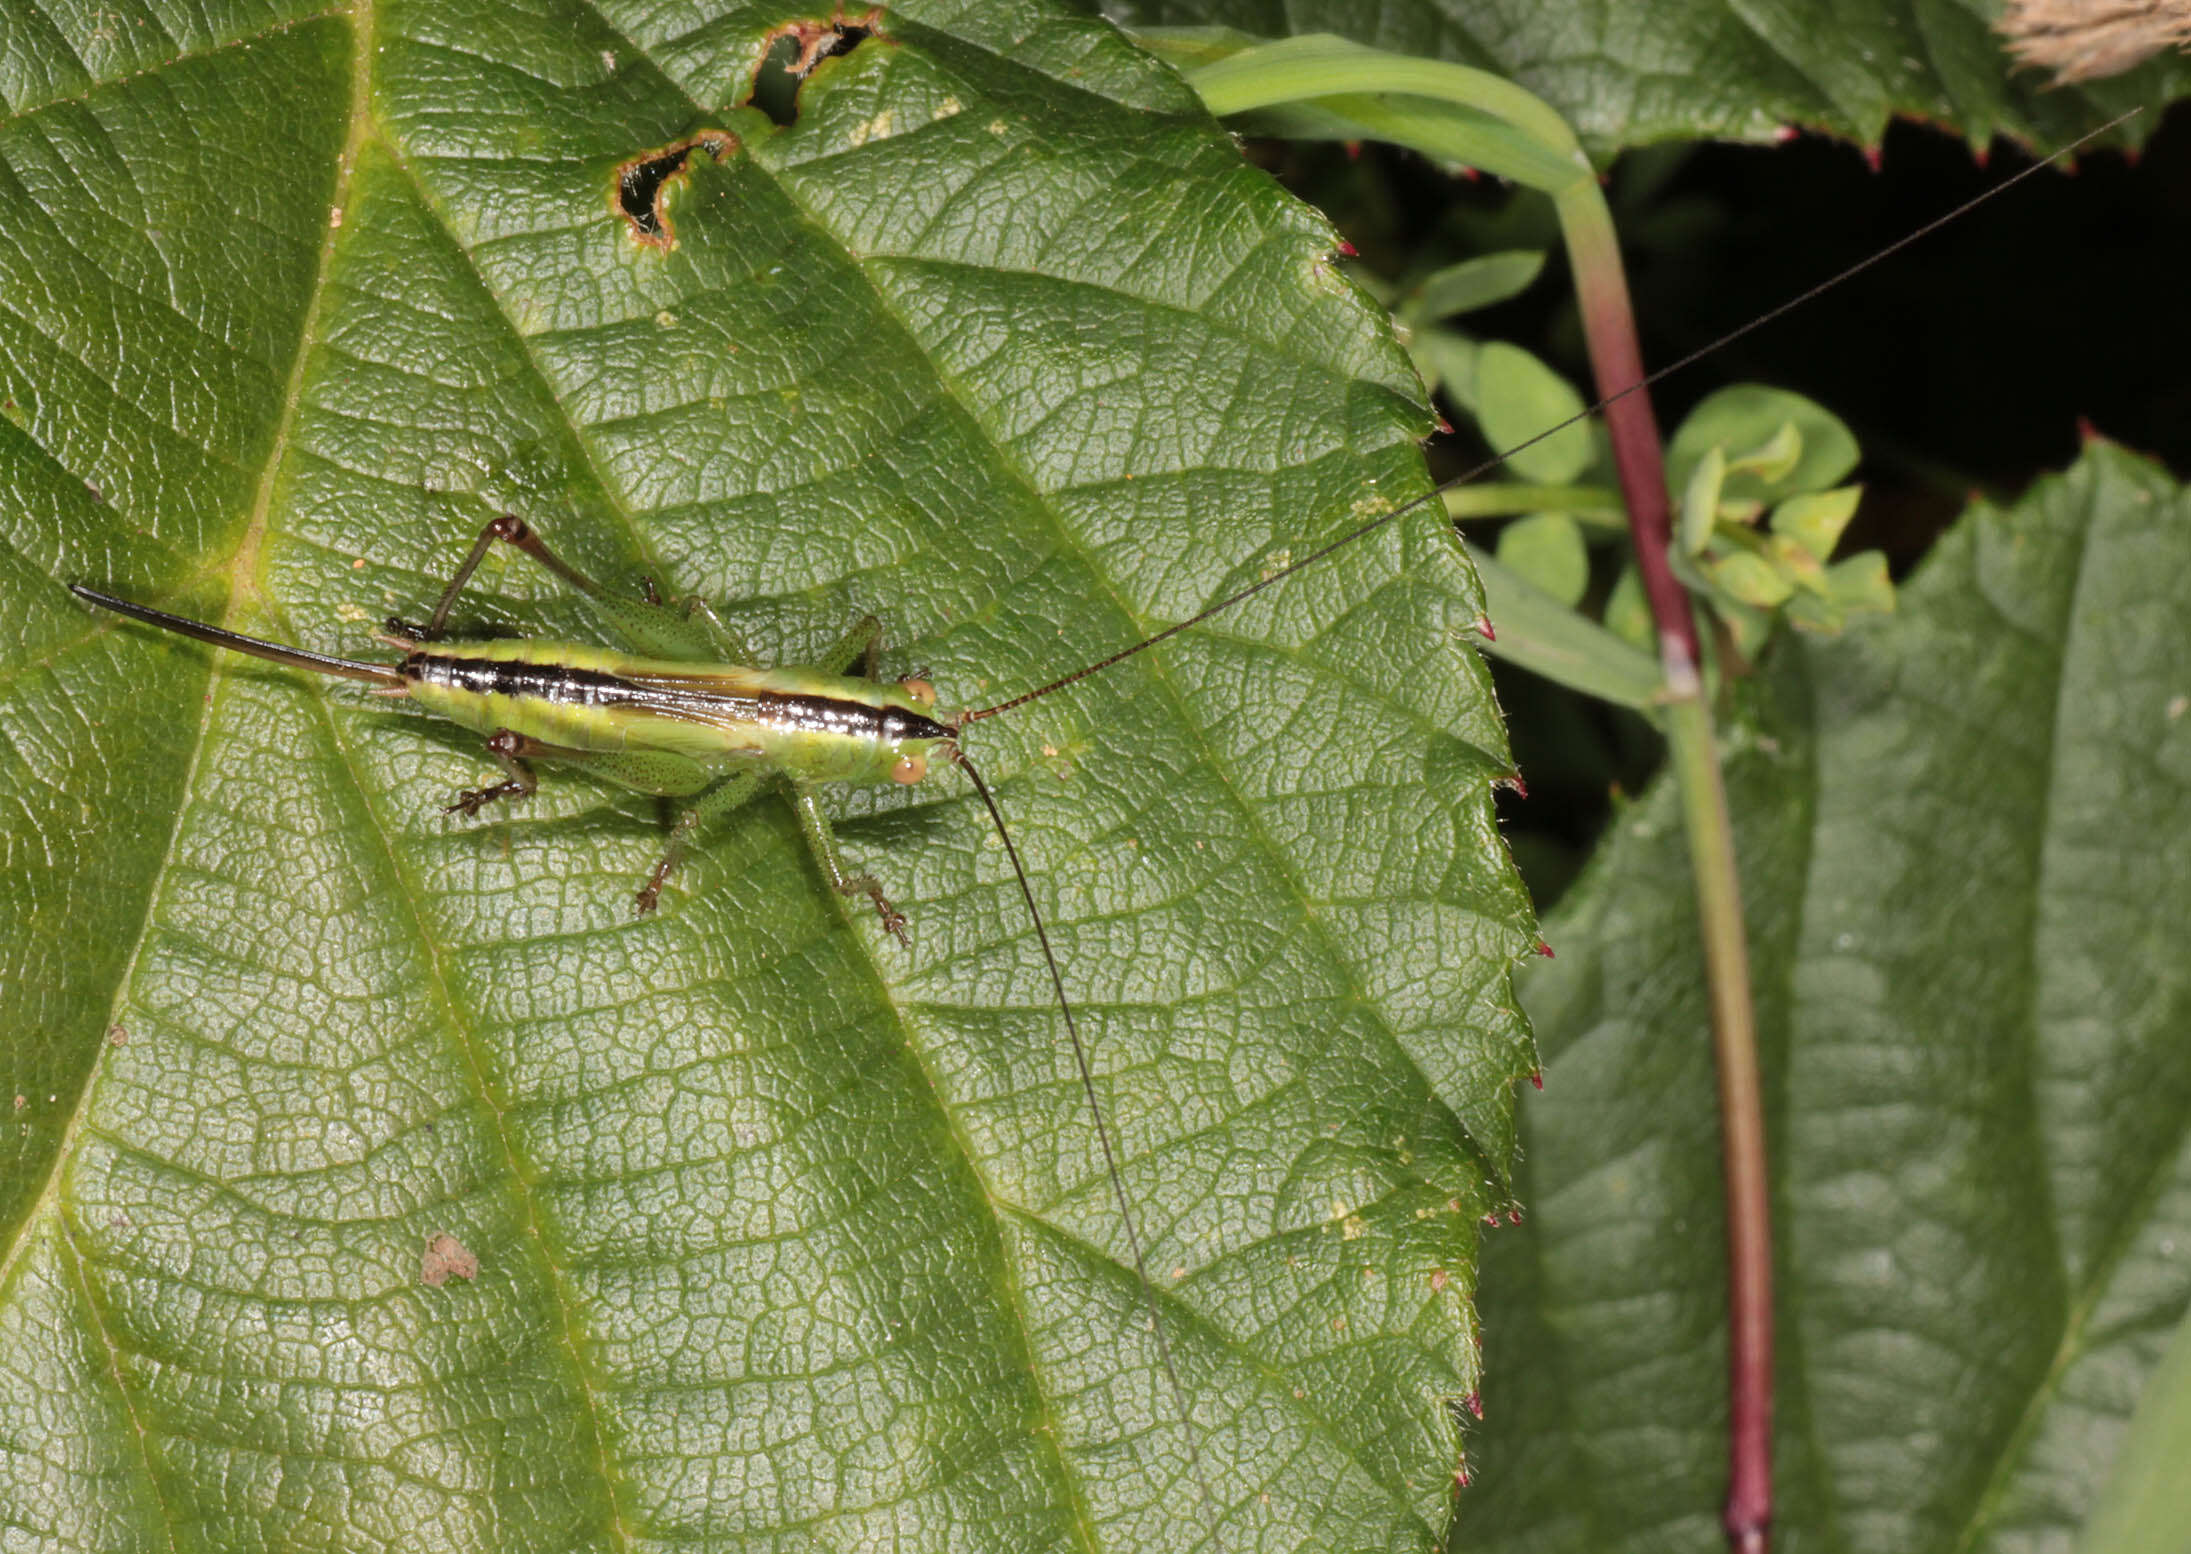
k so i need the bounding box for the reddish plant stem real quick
[1558,194,1700,683]
[1554,186,1774,1554]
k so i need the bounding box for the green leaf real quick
[1496,512,1589,607]
[1825,548,1897,615]
[1470,553,1662,710]
[1715,592,1775,662]
[1401,250,1547,324]
[1414,325,1479,405]
[1602,564,1652,653]
[1102,0,2182,153]
[1724,419,1804,486]
[1765,532,1829,594]
[0,5,1540,1549]
[1679,442,1727,556]
[1771,484,1864,562]
[2077,1303,2191,1554]
[1474,342,1592,485]
[1667,385,1860,506]
[1455,445,2191,1552]
[1705,548,1797,608]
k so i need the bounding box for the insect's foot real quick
[875,898,910,947]
[384,616,429,642]
[444,776,527,818]
[632,883,662,917]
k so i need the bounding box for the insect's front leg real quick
[789,780,909,946]
[811,614,883,680]
[814,614,934,705]
[637,767,766,917]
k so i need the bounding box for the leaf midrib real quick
[362,16,1109,1540]
[728,41,1503,1505]
[48,6,633,1546]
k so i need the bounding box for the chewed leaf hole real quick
[615,130,739,250]
[750,9,882,125]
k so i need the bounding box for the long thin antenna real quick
[71,585,406,686]
[959,108,2139,726]
[948,746,1227,1542]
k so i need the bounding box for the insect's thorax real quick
[400,639,952,784]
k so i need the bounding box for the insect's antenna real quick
[947,745,1228,1538]
[71,585,405,687]
[959,106,2140,727]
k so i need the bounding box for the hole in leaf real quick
[614,130,740,250]
[749,9,881,125]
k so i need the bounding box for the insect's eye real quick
[899,677,936,709]
[892,753,928,785]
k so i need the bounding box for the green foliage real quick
[11,2,2185,1549]
[1102,0,2187,153]
[1467,551,1661,711]
[1665,384,1859,502]
[1646,386,1894,662]
[1398,250,1547,325]
[1468,345,1593,487]
[0,3,1540,1548]
[1457,445,2191,1552]
[1434,375,1887,702]
[1495,513,1588,607]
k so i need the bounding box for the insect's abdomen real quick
[400,642,704,754]
[400,641,950,784]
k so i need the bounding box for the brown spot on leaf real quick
[420,1233,480,1287]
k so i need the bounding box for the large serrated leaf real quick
[1098,0,2181,153]
[0,3,1538,1549]
[1455,444,2191,1552]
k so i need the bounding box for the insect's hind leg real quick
[398,513,770,665]
[789,779,908,945]
[387,515,608,641]
[393,513,728,653]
